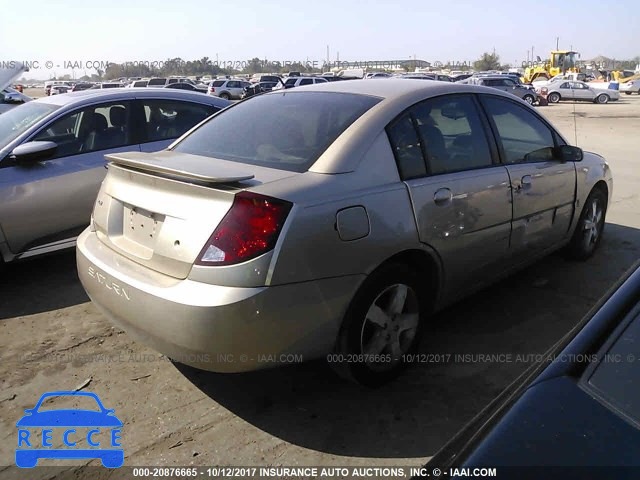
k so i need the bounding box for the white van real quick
[44,80,72,96]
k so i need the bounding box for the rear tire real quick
[219,92,231,100]
[596,94,609,104]
[548,92,561,103]
[332,263,427,386]
[566,188,607,260]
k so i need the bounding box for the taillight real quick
[209,87,215,93]
[196,192,292,266]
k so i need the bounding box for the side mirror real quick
[4,93,24,104]
[10,141,58,163]
[555,145,583,162]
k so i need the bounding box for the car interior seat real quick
[82,113,109,152]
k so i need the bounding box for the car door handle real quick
[434,188,453,205]
[515,175,532,192]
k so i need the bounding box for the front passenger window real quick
[482,96,555,164]
[33,102,132,158]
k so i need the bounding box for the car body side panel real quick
[506,160,576,254]
[0,145,139,255]
[257,132,431,287]
[571,152,613,235]
[405,166,513,303]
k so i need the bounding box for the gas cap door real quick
[336,206,370,241]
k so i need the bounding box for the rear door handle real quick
[434,188,453,205]
[515,175,532,192]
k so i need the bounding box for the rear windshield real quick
[212,80,225,87]
[172,92,381,173]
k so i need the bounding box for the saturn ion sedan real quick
[77,80,613,385]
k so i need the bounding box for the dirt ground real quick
[1,95,640,478]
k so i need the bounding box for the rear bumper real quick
[76,229,362,372]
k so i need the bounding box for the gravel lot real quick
[1,95,639,477]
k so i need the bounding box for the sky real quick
[1,0,638,79]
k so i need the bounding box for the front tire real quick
[596,94,609,104]
[548,92,561,103]
[523,94,535,105]
[566,188,607,260]
[332,263,426,386]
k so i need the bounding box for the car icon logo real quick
[16,391,123,468]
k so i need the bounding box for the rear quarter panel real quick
[255,132,426,287]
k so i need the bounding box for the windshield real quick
[172,91,381,173]
[0,101,60,147]
[555,52,577,70]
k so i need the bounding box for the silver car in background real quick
[77,80,612,385]
[544,81,621,104]
[0,89,229,264]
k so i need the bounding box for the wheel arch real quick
[371,247,442,312]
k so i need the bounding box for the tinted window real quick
[587,311,640,424]
[33,102,132,157]
[482,96,555,164]
[412,95,493,174]
[299,79,313,86]
[212,80,225,87]
[315,78,328,83]
[148,78,167,86]
[141,100,218,142]
[0,102,60,150]
[386,114,426,180]
[285,78,297,86]
[173,92,381,173]
[227,81,241,88]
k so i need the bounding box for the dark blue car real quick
[16,391,123,468]
[421,261,640,479]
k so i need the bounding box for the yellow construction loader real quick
[523,50,580,83]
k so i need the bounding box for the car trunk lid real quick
[93,150,297,279]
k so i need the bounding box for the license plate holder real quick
[123,205,162,248]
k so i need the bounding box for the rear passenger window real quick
[412,95,493,174]
[386,114,426,180]
[141,100,218,142]
[300,79,313,86]
[482,96,555,164]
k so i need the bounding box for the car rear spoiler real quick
[106,151,255,184]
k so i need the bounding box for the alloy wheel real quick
[360,283,419,372]
[582,198,604,251]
